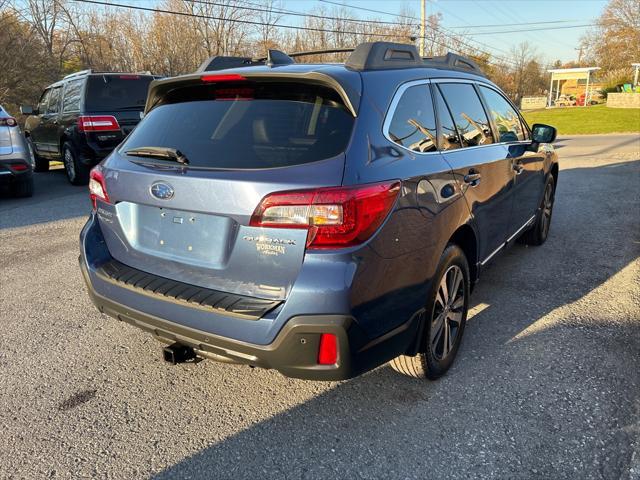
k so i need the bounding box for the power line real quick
[317,0,518,64]
[70,0,412,38]
[465,23,596,35]
[447,19,588,29]
[185,0,417,27]
[318,0,421,21]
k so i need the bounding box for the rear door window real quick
[46,87,62,114]
[63,79,84,113]
[85,75,154,111]
[121,82,355,169]
[386,84,437,153]
[438,83,494,147]
[433,87,462,151]
[479,86,525,142]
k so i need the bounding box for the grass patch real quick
[522,105,640,135]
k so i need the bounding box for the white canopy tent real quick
[547,67,601,107]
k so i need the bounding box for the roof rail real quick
[422,52,486,77]
[288,48,355,58]
[196,42,485,76]
[63,69,92,80]
[62,69,156,80]
[345,42,422,70]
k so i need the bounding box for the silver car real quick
[0,105,34,197]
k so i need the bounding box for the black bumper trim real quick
[81,259,358,380]
[96,259,281,321]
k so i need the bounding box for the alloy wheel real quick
[26,141,36,170]
[431,265,466,360]
[64,148,76,181]
[541,183,554,238]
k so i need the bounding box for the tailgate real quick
[97,157,345,301]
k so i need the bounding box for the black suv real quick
[21,71,159,185]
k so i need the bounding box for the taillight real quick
[0,117,17,127]
[250,181,401,250]
[89,166,110,209]
[201,74,246,83]
[317,333,338,365]
[9,163,29,172]
[78,115,120,132]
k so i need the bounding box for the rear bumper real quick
[79,214,422,380]
[0,155,32,184]
[81,260,355,380]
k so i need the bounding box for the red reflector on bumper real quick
[317,333,338,365]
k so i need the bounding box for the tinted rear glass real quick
[121,82,355,169]
[387,84,437,153]
[85,75,154,111]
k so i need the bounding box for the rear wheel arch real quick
[448,224,478,286]
[59,134,69,157]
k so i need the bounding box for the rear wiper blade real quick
[124,146,189,165]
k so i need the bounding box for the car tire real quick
[62,141,90,186]
[13,175,34,198]
[390,244,470,380]
[27,137,49,172]
[521,175,555,246]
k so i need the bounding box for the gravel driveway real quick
[0,134,638,479]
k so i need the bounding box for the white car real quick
[0,105,33,197]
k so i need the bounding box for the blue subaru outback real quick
[79,42,558,380]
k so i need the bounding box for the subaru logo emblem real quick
[150,182,174,200]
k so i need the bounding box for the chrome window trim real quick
[382,77,534,156]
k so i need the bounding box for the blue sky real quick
[286,0,608,62]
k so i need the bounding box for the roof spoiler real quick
[196,42,485,76]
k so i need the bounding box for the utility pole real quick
[575,46,584,64]
[420,0,426,57]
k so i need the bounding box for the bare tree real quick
[255,0,284,54]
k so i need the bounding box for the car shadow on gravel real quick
[153,159,640,479]
[0,168,90,230]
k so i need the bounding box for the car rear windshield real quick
[120,82,355,169]
[85,75,154,111]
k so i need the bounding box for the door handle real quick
[513,162,524,174]
[463,171,481,186]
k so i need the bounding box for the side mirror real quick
[20,105,35,115]
[531,123,557,144]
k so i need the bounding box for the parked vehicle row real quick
[20,71,158,185]
[78,41,559,382]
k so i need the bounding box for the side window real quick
[38,89,51,113]
[433,87,462,151]
[438,83,494,147]
[386,84,437,153]
[479,86,525,142]
[46,87,62,114]
[63,80,84,113]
